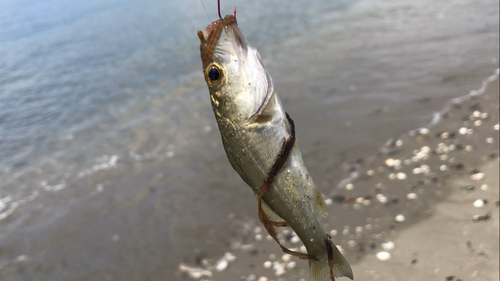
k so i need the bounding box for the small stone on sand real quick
[471,172,485,181]
[473,199,485,208]
[381,241,395,250]
[395,214,405,222]
[396,172,407,180]
[406,193,417,199]
[376,251,392,261]
[290,236,301,244]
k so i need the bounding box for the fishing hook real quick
[217,0,236,19]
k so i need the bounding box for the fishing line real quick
[217,0,222,19]
[200,0,211,22]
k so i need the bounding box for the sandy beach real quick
[177,71,499,281]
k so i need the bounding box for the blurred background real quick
[0,0,498,280]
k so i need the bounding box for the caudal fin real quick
[309,258,332,281]
[329,244,353,280]
[309,239,353,281]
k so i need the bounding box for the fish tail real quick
[309,258,333,281]
[309,235,353,281]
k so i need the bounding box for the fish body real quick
[198,15,353,281]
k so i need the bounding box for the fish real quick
[197,13,353,281]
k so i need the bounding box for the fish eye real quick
[206,63,223,84]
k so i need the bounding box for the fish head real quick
[198,15,273,123]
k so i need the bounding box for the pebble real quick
[406,193,418,200]
[494,124,499,130]
[325,198,333,206]
[395,214,405,222]
[286,261,296,269]
[421,146,431,153]
[396,172,407,180]
[16,255,27,262]
[473,212,491,221]
[471,172,485,181]
[480,184,488,190]
[290,236,301,244]
[376,194,388,204]
[474,120,482,126]
[388,173,396,180]
[459,127,468,134]
[440,165,448,171]
[473,199,486,208]
[346,183,354,190]
[263,261,272,268]
[258,277,268,281]
[178,263,212,279]
[376,251,392,261]
[486,137,494,144]
[330,229,338,236]
[367,170,375,176]
[255,234,262,241]
[274,265,285,277]
[215,259,228,271]
[282,254,292,262]
[420,165,430,173]
[215,252,236,271]
[381,241,395,250]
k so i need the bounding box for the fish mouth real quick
[198,15,247,69]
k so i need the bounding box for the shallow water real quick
[0,0,356,225]
[0,0,498,280]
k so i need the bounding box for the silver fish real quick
[198,15,353,281]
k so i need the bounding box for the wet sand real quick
[178,73,499,281]
[0,0,498,280]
